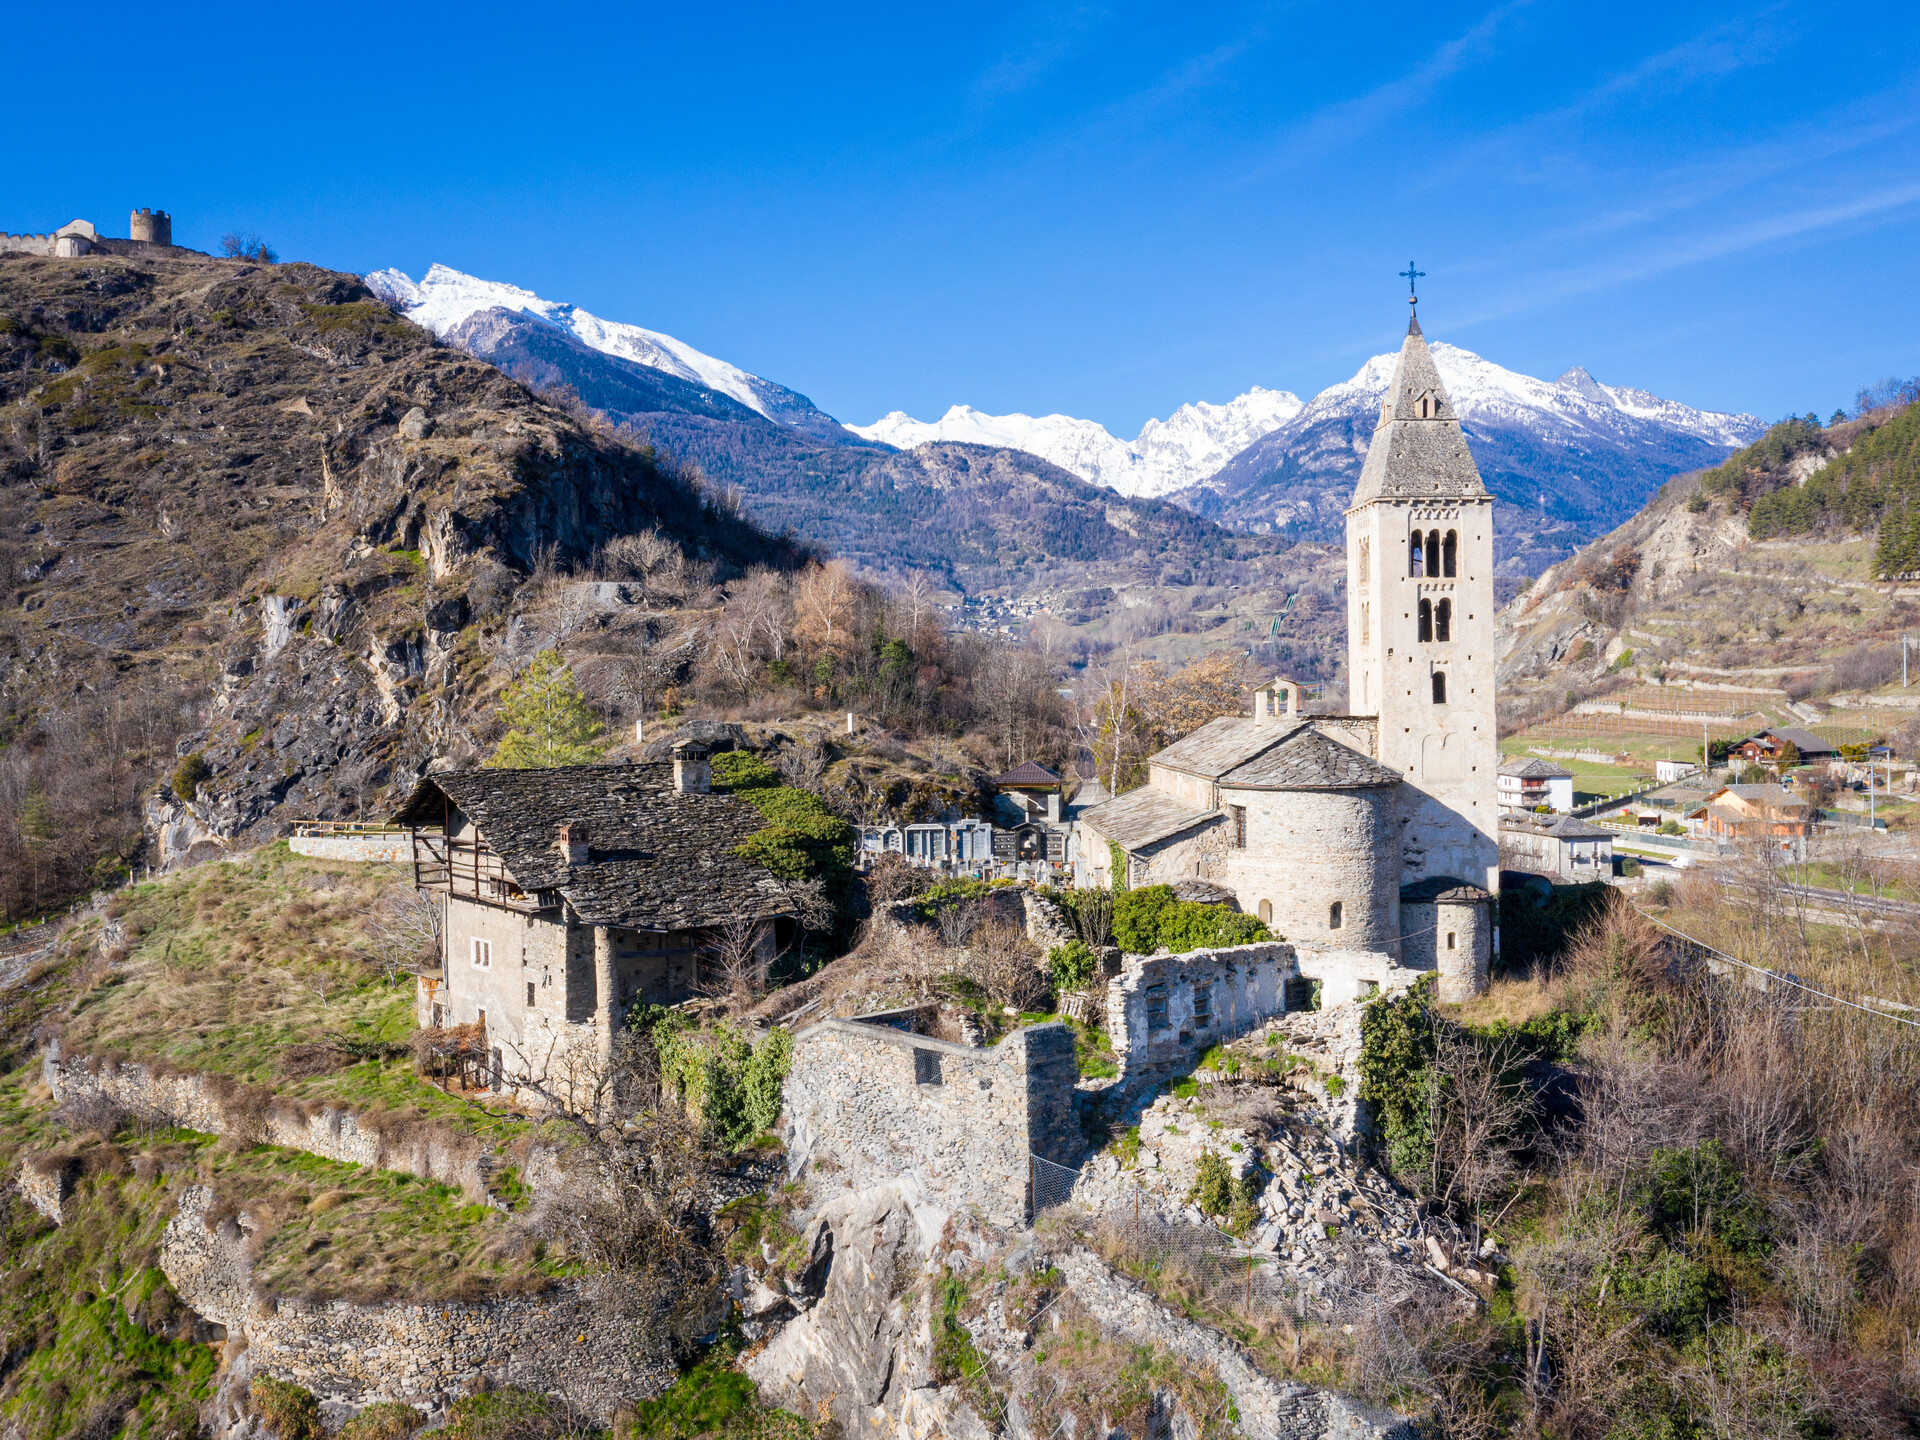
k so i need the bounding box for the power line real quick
[1635,907,1920,1030]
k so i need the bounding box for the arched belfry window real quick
[1409,535,1424,577]
[1443,530,1457,577]
[1432,671,1448,704]
[1417,598,1433,642]
[1435,598,1452,642]
[1419,395,1430,417]
[1426,530,1441,577]
[1358,537,1370,584]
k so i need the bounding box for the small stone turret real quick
[129,208,172,246]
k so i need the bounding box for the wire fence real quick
[1029,1154,1434,1398]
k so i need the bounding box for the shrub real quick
[1647,879,1674,905]
[440,1389,581,1440]
[643,1012,792,1149]
[170,752,210,804]
[251,1377,322,1440]
[711,751,780,791]
[1111,885,1272,954]
[1191,1150,1236,1217]
[1618,856,1641,878]
[338,1403,425,1440]
[1047,939,1097,992]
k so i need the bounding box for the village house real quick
[1684,783,1816,859]
[1498,812,1615,881]
[1496,756,1574,813]
[391,748,796,1087]
[1730,727,1839,770]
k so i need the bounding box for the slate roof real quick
[1752,727,1837,757]
[1149,717,1399,790]
[1499,813,1615,841]
[1400,876,1493,904]
[1498,756,1573,779]
[1218,727,1400,790]
[995,760,1063,787]
[391,764,795,930]
[1349,323,1490,506]
[1076,787,1219,853]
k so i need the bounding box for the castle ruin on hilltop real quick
[0,208,193,259]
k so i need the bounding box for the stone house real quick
[391,753,795,1088]
[1497,756,1574,813]
[1497,812,1615,882]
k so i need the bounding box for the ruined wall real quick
[1105,942,1297,1086]
[43,1047,524,1203]
[163,1185,669,1420]
[783,1019,1078,1227]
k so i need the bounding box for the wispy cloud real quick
[1246,0,1530,177]
[974,3,1112,99]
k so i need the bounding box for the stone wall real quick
[1219,787,1399,950]
[1105,942,1297,1087]
[287,833,413,863]
[783,1018,1078,1228]
[1399,898,1491,1003]
[163,1185,670,1420]
[43,1046,515,1203]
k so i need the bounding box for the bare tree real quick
[697,914,775,1011]
[363,874,443,981]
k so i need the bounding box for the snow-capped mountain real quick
[1177,339,1764,576]
[366,264,852,440]
[851,387,1303,499]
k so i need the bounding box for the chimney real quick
[672,743,711,794]
[557,822,590,866]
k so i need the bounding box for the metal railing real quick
[289,820,413,836]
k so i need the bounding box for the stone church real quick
[1080,310,1499,1000]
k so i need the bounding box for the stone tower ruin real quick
[129,208,172,246]
[1344,309,1501,895]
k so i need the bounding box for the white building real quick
[1497,756,1575,813]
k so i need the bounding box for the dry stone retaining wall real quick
[287,833,413,863]
[162,1185,668,1420]
[43,1045,519,1203]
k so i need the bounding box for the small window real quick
[1409,536,1424,577]
[1418,598,1433,642]
[1446,931,1457,951]
[1435,598,1451,643]
[1145,983,1170,1032]
[1258,899,1273,924]
[1192,982,1212,1028]
[477,1007,486,1031]
[1230,805,1246,849]
[913,1049,943,1086]
[431,1003,443,1028]
[1426,529,1441,577]
[1432,672,1447,704]
[470,937,492,969]
[526,981,536,1007]
[1443,530,1457,577]
[1329,901,1344,930]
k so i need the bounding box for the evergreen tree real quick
[488,650,606,768]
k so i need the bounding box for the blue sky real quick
[12,2,1920,433]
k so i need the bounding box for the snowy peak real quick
[366,263,849,438]
[848,386,1303,498]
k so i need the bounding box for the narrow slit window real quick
[1329,901,1344,930]
[1418,598,1433,642]
[1258,899,1273,924]
[1446,932,1457,951]
[1230,805,1247,849]
[526,981,536,1007]
[1432,671,1448,704]
[1443,530,1457,577]
[1435,598,1451,642]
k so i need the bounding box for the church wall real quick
[1147,766,1217,812]
[1348,494,1500,892]
[1398,898,1491,1001]
[1130,819,1228,888]
[1218,786,1398,950]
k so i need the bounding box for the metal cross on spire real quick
[1399,261,1425,313]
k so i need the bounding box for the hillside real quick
[1496,403,1920,753]
[0,250,805,919]
[1174,342,1761,579]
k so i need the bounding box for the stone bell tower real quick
[1345,305,1500,893]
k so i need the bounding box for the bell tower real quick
[1345,301,1499,893]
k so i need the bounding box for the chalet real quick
[1498,813,1615,882]
[1496,756,1574,813]
[391,751,796,1089]
[1684,783,1815,858]
[1730,728,1838,769]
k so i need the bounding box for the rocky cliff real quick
[0,251,803,874]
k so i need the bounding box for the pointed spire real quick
[1408,311,1422,337]
[1348,317,1487,507]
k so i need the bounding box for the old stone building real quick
[391,752,796,1086]
[1080,310,1499,1000]
[0,209,190,259]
